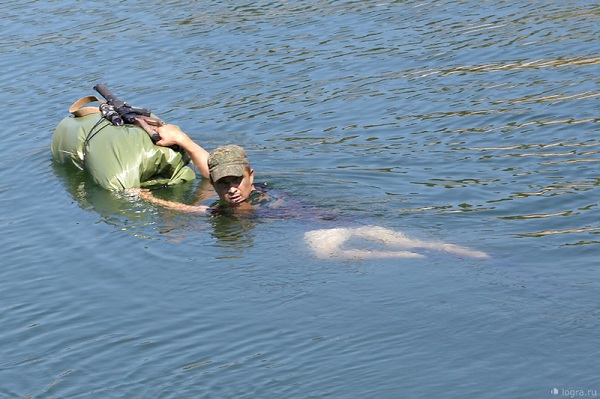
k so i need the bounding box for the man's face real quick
[212,169,255,205]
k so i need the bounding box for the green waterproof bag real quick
[51,100,196,190]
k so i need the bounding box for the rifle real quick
[93,83,163,142]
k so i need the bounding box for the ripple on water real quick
[1,0,599,397]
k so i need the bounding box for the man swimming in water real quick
[138,124,488,260]
[137,124,279,214]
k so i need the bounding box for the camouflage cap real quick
[207,145,249,182]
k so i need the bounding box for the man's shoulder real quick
[249,183,285,207]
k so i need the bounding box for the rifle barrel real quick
[93,84,123,106]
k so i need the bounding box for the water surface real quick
[1,1,599,398]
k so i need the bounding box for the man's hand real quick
[147,124,210,179]
[154,124,191,148]
[133,116,164,141]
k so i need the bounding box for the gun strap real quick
[69,95,105,117]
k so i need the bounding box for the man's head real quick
[207,145,254,204]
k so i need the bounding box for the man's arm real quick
[154,124,210,179]
[128,189,209,213]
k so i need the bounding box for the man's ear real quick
[249,168,255,183]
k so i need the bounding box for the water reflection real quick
[52,162,205,239]
[209,213,258,248]
[52,161,265,248]
[51,162,152,228]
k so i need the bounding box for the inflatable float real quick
[51,92,196,190]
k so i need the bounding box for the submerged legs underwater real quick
[304,226,489,260]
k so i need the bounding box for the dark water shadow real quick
[50,161,266,248]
